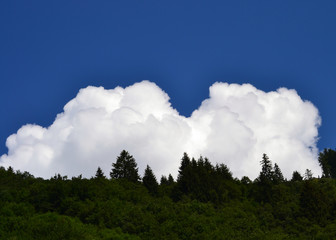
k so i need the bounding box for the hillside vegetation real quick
[1,150,336,239]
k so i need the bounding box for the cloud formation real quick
[0,81,321,179]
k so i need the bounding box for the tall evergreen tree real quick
[173,153,193,200]
[142,165,158,195]
[110,150,140,182]
[178,152,191,177]
[255,154,274,202]
[259,153,273,183]
[273,163,284,183]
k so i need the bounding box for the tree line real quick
[0,148,336,239]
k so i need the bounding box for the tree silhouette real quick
[142,165,158,195]
[178,152,191,178]
[161,174,174,185]
[256,154,274,202]
[215,163,233,180]
[160,175,168,185]
[291,171,303,181]
[168,174,174,184]
[259,153,273,183]
[95,167,105,179]
[110,150,140,182]
[304,169,313,180]
[273,163,284,183]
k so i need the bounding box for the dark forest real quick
[1,149,336,239]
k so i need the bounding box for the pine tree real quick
[256,153,273,203]
[95,167,105,179]
[291,171,303,181]
[143,165,158,195]
[161,174,174,185]
[110,150,140,182]
[273,163,284,183]
[177,153,194,194]
[168,174,174,184]
[178,152,191,177]
[160,175,168,185]
[215,163,233,180]
[259,153,273,183]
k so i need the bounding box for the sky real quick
[1,1,335,179]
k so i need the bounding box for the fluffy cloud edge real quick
[0,81,322,179]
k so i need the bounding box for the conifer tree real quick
[95,167,105,179]
[291,171,303,181]
[256,154,274,202]
[168,174,174,184]
[172,153,193,199]
[110,150,140,182]
[215,163,233,180]
[177,153,194,194]
[143,165,158,195]
[273,163,284,183]
[161,174,174,185]
[259,153,273,183]
[178,152,191,177]
[160,175,168,185]
[241,176,252,184]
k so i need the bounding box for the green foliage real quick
[110,150,140,182]
[304,169,313,180]
[1,150,336,239]
[291,171,303,181]
[318,148,336,178]
[300,180,330,224]
[259,153,273,183]
[95,167,106,179]
[273,163,285,183]
[174,154,239,203]
[142,165,159,195]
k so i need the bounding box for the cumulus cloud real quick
[0,81,321,179]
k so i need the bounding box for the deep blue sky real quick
[1,0,335,155]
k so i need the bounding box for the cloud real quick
[0,81,321,179]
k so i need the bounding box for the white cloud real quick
[0,81,321,179]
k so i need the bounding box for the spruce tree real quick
[177,153,193,194]
[178,152,191,177]
[95,167,105,179]
[256,153,273,202]
[168,174,174,184]
[291,171,303,181]
[215,163,233,180]
[143,165,158,195]
[259,153,273,183]
[160,175,168,185]
[110,150,140,182]
[273,163,284,183]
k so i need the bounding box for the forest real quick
[1,149,336,239]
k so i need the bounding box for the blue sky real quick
[1,0,335,157]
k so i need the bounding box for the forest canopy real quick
[1,149,336,239]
